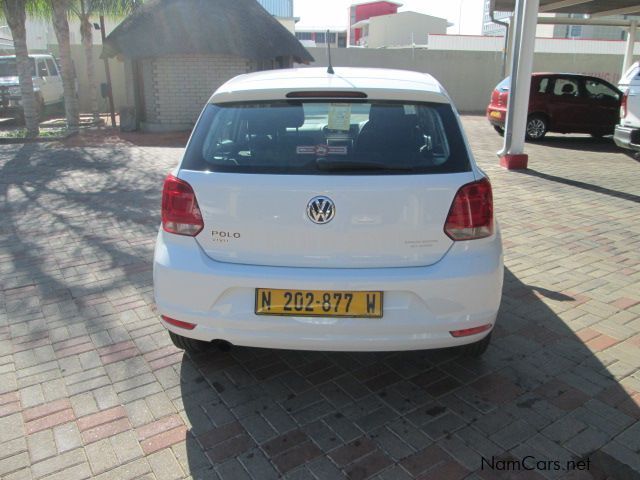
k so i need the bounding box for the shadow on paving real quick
[515,169,640,205]
[0,144,166,339]
[177,269,640,479]
[535,136,620,154]
[1,138,637,478]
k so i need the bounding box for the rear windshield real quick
[0,58,36,77]
[181,101,471,175]
[620,64,639,85]
[496,77,510,91]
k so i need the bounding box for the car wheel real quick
[168,330,211,353]
[493,125,504,136]
[459,333,491,357]
[525,115,547,141]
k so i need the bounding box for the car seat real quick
[356,105,421,161]
[561,83,576,96]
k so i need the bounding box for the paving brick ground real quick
[0,117,638,479]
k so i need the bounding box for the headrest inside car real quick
[245,105,304,133]
[368,104,407,125]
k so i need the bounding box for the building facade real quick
[256,0,293,18]
[295,29,347,48]
[483,0,637,40]
[348,1,402,46]
[257,0,296,32]
[354,12,448,48]
[482,0,509,36]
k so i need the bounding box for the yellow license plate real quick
[255,289,383,318]
[490,111,502,118]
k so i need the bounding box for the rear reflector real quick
[161,315,197,330]
[450,324,492,337]
[286,91,368,99]
[444,177,494,241]
[161,174,204,236]
[621,91,628,118]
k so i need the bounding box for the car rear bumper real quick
[486,107,506,127]
[614,124,640,151]
[153,229,504,351]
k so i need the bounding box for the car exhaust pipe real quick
[212,340,232,352]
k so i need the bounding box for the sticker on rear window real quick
[327,103,351,131]
[296,145,348,156]
[403,105,417,114]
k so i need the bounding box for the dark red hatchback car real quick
[487,73,621,140]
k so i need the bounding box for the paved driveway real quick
[0,118,638,480]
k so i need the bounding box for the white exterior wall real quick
[302,46,629,112]
[24,17,123,52]
[366,12,447,48]
[428,34,640,55]
[144,54,252,129]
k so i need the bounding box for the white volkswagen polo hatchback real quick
[153,67,503,356]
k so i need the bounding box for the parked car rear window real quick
[553,78,579,97]
[584,79,619,101]
[537,78,549,93]
[496,77,510,91]
[181,101,471,175]
[0,58,36,77]
[620,64,640,85]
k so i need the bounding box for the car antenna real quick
[326,30,335,74]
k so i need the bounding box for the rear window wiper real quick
[316,158,414,172]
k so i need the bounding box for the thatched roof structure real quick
[102,0,313,64]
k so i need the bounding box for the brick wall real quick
[145,54,253,128]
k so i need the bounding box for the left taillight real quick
[161,174,204,236]
[621,91,628,118]
[444,177,494,241]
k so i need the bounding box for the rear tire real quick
[493,125,505,136]
[168,330,210,353]
[525,115,547,141]
[459,333,491,357]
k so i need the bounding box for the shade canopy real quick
[494,0,640,16]
[102,0,314,64]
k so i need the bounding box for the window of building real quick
[296,32,313,40]
[315,32,326,43]
[568,25,582,38]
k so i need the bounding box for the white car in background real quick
[0,54,64,119]
[615,61,640,151]
[153,67,504,356]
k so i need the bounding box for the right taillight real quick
[444,177,494,241]
[161,174,204,236]
[621,91,628,118]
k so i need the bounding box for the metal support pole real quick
[498,0,540,170]
[623,20,637,78]
[498,0,524,157]
[100,16,117,127]
[489,0,510,78]
[505,20,514,77]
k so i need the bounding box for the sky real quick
[293,0,485,35]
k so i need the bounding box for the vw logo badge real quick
[307,196,335,224]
